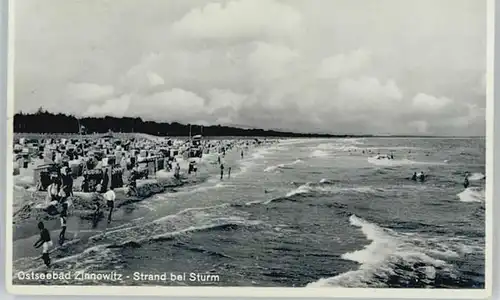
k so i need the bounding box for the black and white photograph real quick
[7,0,491,297]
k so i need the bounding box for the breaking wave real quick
[468,173,485,181]
[89,204,262,248]
[457,188,485,203]
[262,181,379,205]
[367,156,447,167]
[310,150,329,158]
[307,215,478,288]
[264,159,303,172]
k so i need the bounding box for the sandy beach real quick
[12,135,276,272]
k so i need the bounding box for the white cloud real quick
[85,94,131,117]
[317,49,372,79]
[147,72,165,87]
[207,89,246,112]
[447,104,485,127]
[14,0,486,135]
[171,0,302,41]
[120,53,165,92]
[337,77,403,110]
[411,93,454,113]
[66,83,115,102]
[247,42,300,81]
[130,89,206,122]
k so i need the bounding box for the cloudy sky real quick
[14,0,486,135]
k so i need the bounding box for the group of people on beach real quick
[44,165,73,244]
[90,186,116,226]
[35,164,74,268]
[37,162,119,268]
[29,138,267,269]
[217,149,244,180]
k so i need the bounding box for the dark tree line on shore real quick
[13,109,373,138]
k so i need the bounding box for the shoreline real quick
[11,141,272,264]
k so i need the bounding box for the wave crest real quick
[457,188,485,203]
[307,215,470,288]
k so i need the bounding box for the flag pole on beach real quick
[77,119,83,143]
[200,125,204,161]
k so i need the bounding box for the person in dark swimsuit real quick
[60,167,73,202]
[464,174,470,188]
[418,171,426,182]
[34,222,52,267]
[100,170,110,193]
[411,172,417,181]
[220,164,224,180]
[59,203,68,245]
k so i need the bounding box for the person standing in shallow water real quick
[464,172,470,188]
[34,222,52,267]
[220,164,224,180]
[227,167,231,179]
[174,162,181,179]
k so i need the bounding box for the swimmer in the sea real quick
[417,171,425,182]
[464,173,470,188]
[411,172,417,181]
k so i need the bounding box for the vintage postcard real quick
[6,0,493,298]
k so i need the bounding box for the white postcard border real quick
[3,0,494,298]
